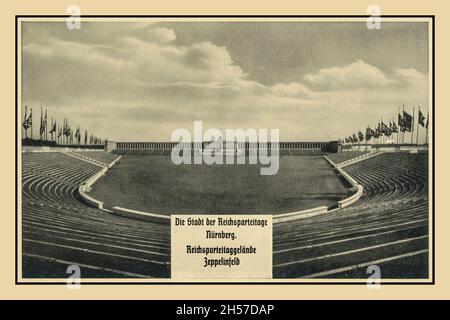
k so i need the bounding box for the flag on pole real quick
[63,119,67,136]
[75,127,81,144]
[398,113,404,132]
[358,131,364,142]
[42,110,47,131]
[380,121,390,136]
[391,120,398,133]
[374,127,381,138]
[85,130,88,145]
[365,127,374,140]
[39,108,44,136]
[64,119,71,137]
[418,110,426,127]
[49,119,56,134]
[403,111,413,132]
[22,106,32,129]
[23,106,28,129]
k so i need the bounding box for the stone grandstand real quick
[20,146,430,279]
[21,151,170,278]
[274,152,428,278]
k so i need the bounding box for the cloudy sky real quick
[21,20,430,141]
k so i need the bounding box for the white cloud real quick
[145,27,176,43]
[271,82,314,98]
[303,60,393,91]
[394,68,427,84]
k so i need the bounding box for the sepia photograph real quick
[18,17,432,282]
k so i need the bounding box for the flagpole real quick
[380,117,382,144]
[425,111,429,145]
[45,109,48,141]
[401,105,405,144]
[397,107,399,145]
[392,117,395,145]
[64,118,66,145]
[39,107,42,141]
[371,125,374,145]
[25,106,27,139]
[416,107,420,145]
[411,107,415,144]
[30,107,33,140]
[24,106,27,139]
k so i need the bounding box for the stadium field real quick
[89,155,350,215]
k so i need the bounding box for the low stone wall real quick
[78,184,104,209]
[112,206,170,224]
[273,206,329,223]
[323,156,364,209]
[77,167,108,210]
[337,185,364,208]
[108,155,121,168]
[337,152,380,168]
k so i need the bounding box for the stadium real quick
[18,18,432,281]
[21,139,430,279]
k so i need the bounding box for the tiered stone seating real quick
[273,153,428,279]
[22,151,429,279]
[22,152,170,278]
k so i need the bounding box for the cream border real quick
[1,0,445,300]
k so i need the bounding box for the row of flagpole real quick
[22,106,105,146]
[343,105,429,145]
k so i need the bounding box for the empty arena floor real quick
[89,155,350,215]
